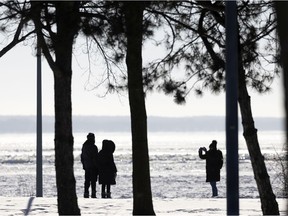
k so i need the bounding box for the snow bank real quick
[0,197,286,215]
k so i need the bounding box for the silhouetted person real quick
[98,139,117,198]
[199,140,223,197]
[81,133,99,198]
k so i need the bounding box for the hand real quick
[199,147,207,153]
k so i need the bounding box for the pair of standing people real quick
[81,133,117,198]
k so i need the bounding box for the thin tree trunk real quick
[238,55,279,215]
[124,2,155,215]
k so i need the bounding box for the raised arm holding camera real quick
[199,140,223,197]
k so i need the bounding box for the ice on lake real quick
[0,131,286,200]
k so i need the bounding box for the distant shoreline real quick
[0,115,284,133]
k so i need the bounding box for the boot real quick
[106,192,111,198]
[84,192,89,198]
[101,193,106,198]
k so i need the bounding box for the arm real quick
[81,146,86,170]
[218,150,224,169]
[198,147,207,159]
[111,154,117,173]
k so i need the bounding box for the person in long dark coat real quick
[199,140,223,197]
[98,139,117,198]
[81,133,99,198]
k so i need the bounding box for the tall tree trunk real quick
[54,74,80,215]
[54,3,80,215]
[31,2,80,215]
[124,2,155,215]
[274,2,288,213]
[238,54,279,215]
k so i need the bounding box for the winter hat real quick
[87,133,95,139]
[209,140,217,149]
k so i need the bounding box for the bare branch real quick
[0,18,34,58]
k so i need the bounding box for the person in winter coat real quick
[199,140,223,197]
[98,139,117,198]
[81,133,99,198]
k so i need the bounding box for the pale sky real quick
[0,41,285,118]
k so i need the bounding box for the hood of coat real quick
[102,139,115,153]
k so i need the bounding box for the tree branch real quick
[0,18,34,58]
[30,1,58,72]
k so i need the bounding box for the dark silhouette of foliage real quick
[140,1,278,103]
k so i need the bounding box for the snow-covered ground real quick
[0,196,287,215]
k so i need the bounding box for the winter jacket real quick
[98,140,117,185]
[81,139,98,172]
[199,148,223,182]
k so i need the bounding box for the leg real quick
[91,172,97,198]
[106,185,111,198]
[210,181,218,197]
[84,170,91,198]
[91,181,96,198]
[101,184,106,198]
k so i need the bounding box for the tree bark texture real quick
[124,2,155,215]
[54,75,80,215]
[274,2,288,213]
[31,2,80,215]
[54,3,80,215]
[238,54,279,215]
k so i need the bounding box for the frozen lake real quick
[0,131,286,199]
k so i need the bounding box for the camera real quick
[199,147,207,151]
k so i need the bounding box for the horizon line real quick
[0,114,285,119]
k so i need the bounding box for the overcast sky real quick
[0,40,284,118]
